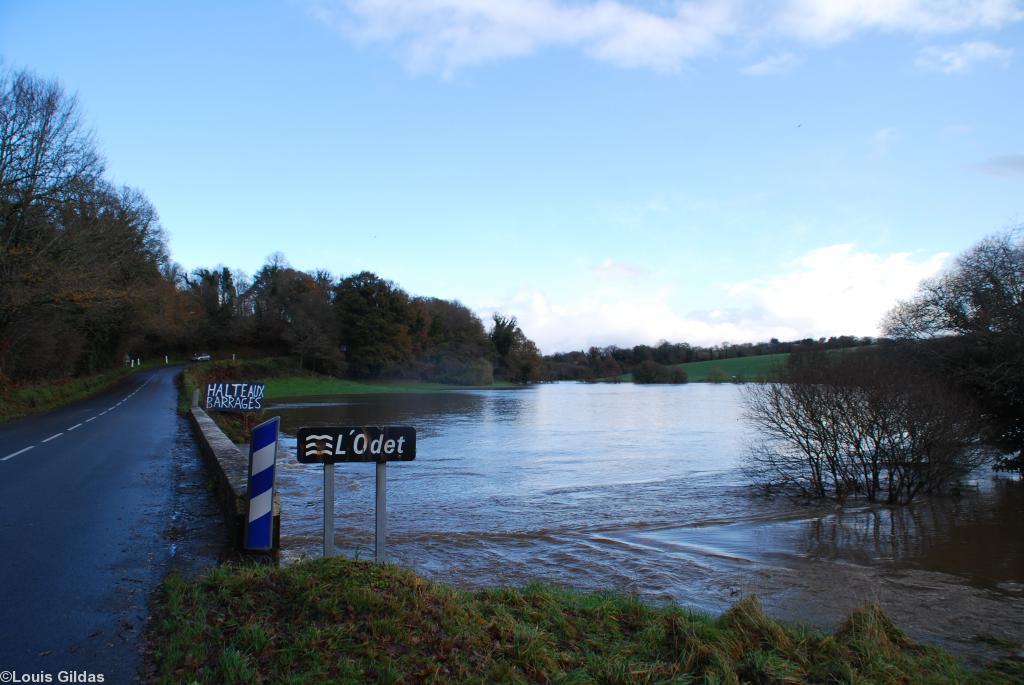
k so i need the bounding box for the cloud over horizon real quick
[477,244,949,354]
[309,0,1023,74]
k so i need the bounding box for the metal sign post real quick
[375,461,386,562]
[324,462,335,557]
[297,426,416,562]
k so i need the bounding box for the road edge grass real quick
[149,557,1023,684]
[179,358,521,411]
[177,358,524,441]
[0,362,165,424]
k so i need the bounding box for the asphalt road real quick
[0,365,217,682]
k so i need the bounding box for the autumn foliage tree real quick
[1,68,170,382]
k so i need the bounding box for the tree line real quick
[542,335,871,382]
[170,259,543,384]
[0,68,541,387]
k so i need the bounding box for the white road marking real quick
[85,417,96,423]
[41,433,63,443]
[107,406,116,411]
[2,446,34,461]
[67,423,83,431]
[99,410,108,416]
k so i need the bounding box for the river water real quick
[267,383,1024,660]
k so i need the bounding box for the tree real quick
[632,361,687,384]
[884,228,1024,470]
[743,349,989,503]
[489,313,542,383]
[334,271,412,378]
[0,67,175,380]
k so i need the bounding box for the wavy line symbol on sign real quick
[304,434,334,458]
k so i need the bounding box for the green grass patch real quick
[0,361,168,424]
[178,358,521,441]
[671,353,791,382]
[179,358,519,409]
[610,353,791,384]
[150,557,1021,684]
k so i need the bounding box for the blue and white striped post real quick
[245,416,280,551]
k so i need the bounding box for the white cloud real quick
[312,0,736,75]
[871,127,898,155]
[308,0,1023,74]
[723,244,949,341]
[477,244,948,353]
[775,0,1023,42]
[978,154,1024,178]
[916,40,1014,73]
[592,258,651,279]
[742,52,799,75]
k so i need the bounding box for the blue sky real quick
[2,1,1022,352]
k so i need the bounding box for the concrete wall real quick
[188,406,281,552]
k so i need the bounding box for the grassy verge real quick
[151,557,1021,684]
[177,358,522,441]
[180,358,520,410]
[0,361,164,424]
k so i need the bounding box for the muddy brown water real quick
[265,383,1023,661]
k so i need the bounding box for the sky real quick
[2,1,1022,353]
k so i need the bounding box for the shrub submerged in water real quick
[633,360,688,384]
[742,348,991,503]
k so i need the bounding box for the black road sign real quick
[297,426,416,464]
[205,382,265,411]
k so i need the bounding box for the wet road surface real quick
[0,366,227,682]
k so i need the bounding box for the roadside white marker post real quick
[244,417,280,551]
[165,355,168,364]
[324,462,335,557]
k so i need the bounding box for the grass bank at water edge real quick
[178,358,524,441]
[265,376,520,398]
[178,358,521,414]
[150,557,1022,684]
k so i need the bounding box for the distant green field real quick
[613,352,790,383]
[672,353,790,381]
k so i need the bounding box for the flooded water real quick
[268,383,1024,660]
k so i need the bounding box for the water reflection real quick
[267,383,1023,653]
[797,477,1024,585]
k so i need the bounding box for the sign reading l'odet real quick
[296,425,416,563]
[297,426,416,463]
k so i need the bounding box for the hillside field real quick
[613,352,791,383]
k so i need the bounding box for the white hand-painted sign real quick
[205,382,265,411]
